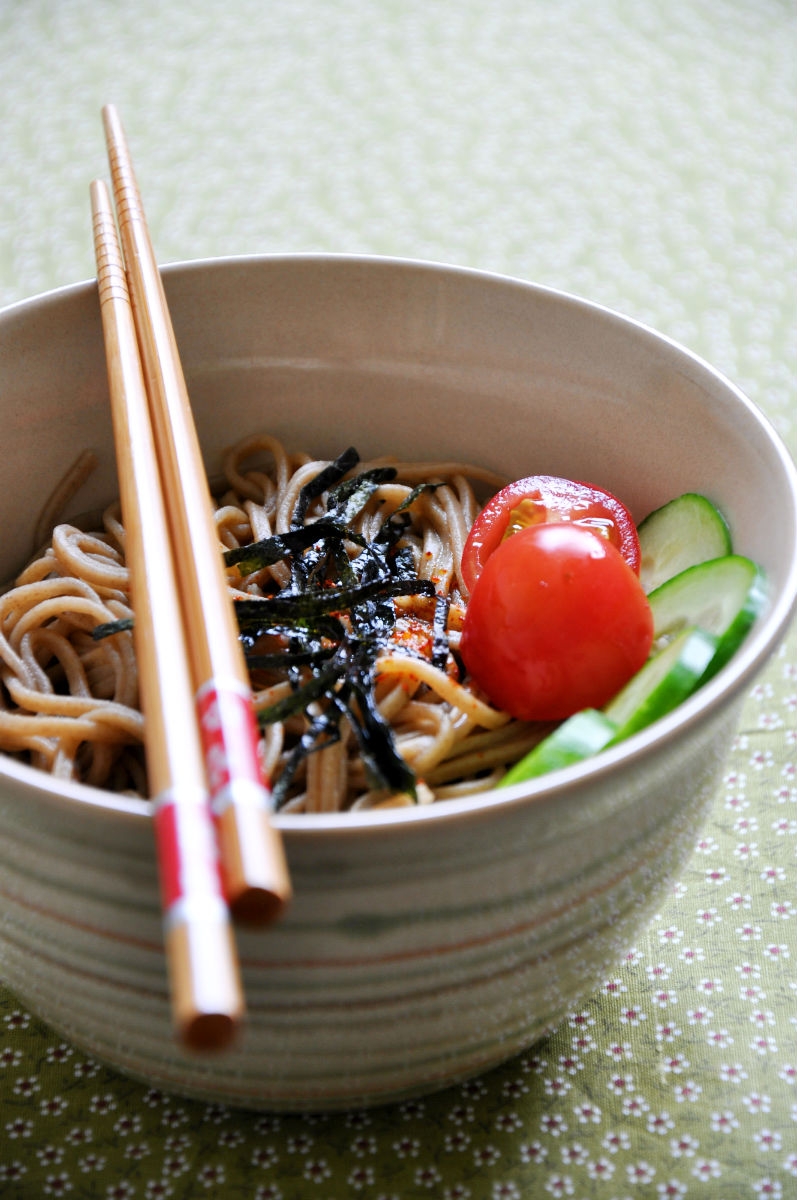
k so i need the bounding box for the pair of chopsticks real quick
[91,105,291,1051]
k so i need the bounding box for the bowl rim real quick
[2,252,796,838]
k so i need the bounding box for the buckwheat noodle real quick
[0,435,548,809]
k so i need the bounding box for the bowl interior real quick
[2,254,796,825]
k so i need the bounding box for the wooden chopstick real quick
[90,179,244,1051]
[101,104,291,924]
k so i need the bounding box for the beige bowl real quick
[1,256,796,1110]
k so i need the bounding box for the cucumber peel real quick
[498,709,617,786]
[638,493,731,593]
[649,554,767,682]
[604,626,718,739]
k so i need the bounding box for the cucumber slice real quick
[604,626,717,739]
[649,554,767,681]
[638,493,732,593]
[498,709,618,786]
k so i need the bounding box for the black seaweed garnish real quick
[92,617,135,641]
[225,448,449,808]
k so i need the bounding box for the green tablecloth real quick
[1,2,795,1196]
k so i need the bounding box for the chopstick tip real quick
[180,1010,241,1054]
[229,885,290,928]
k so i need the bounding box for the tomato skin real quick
[461,475,641,592]
[460,523,654,722]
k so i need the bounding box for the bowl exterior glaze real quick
[1,256,796,1109]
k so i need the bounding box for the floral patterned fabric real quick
[1,1,795,1197]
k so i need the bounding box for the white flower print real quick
[414,1164,443,1189]
[670,1132,699,1157]
[752,1179,782,1198]
[494,1111,523,1133]
[302,1158,331,1183]
[750,1035,778,1055]
[347,1165,375,1191]
[571,1102,601,1125]
[692,1157,722,1180]
[587,1156,615,1179]
[619,1004,647,1026]
[540,1113,568,1137]
[753,1129,782,1152]
[492,1182,521,1199]
[710,1110,739,1133]
[655,1020,683,1042]
[646,1111,675,1136]
[656,1181,687,1198]
[626,1160,656,1184]
[392,1137,421,1158]
[444,1130,471,1152]
[556,1052,583,1075]
[602,1129,631,1154]
[605,1040,633,1060]
[543,1174,574,1197]
[570,1031,596,1054]
[472,1144,500,1167]
[742,1092,772,1114]
[719,1062,747,1083]
[560,1142,589,1166]
[607,1073,633,1095]
[736,920,763,940]
[660,1052,689,1074]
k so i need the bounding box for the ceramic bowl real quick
[1,256,796,1110]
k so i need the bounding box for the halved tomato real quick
[461,475,641,592]
[459,523,654,722]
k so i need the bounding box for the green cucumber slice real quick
[649,554,767,681]
[498,708,618,786]
[604,626,718,739]
[638,493,731,593]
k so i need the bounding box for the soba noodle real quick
[0,434,550,810]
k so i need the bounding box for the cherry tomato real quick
[461,475,641,592]
[459,523,654,721]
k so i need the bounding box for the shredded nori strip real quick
[234,577,435,627]
[227,447,454,807]
[92,617,134,641]
[224,520,367,576]
[431,594,451,671]
[291,445,360,528]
